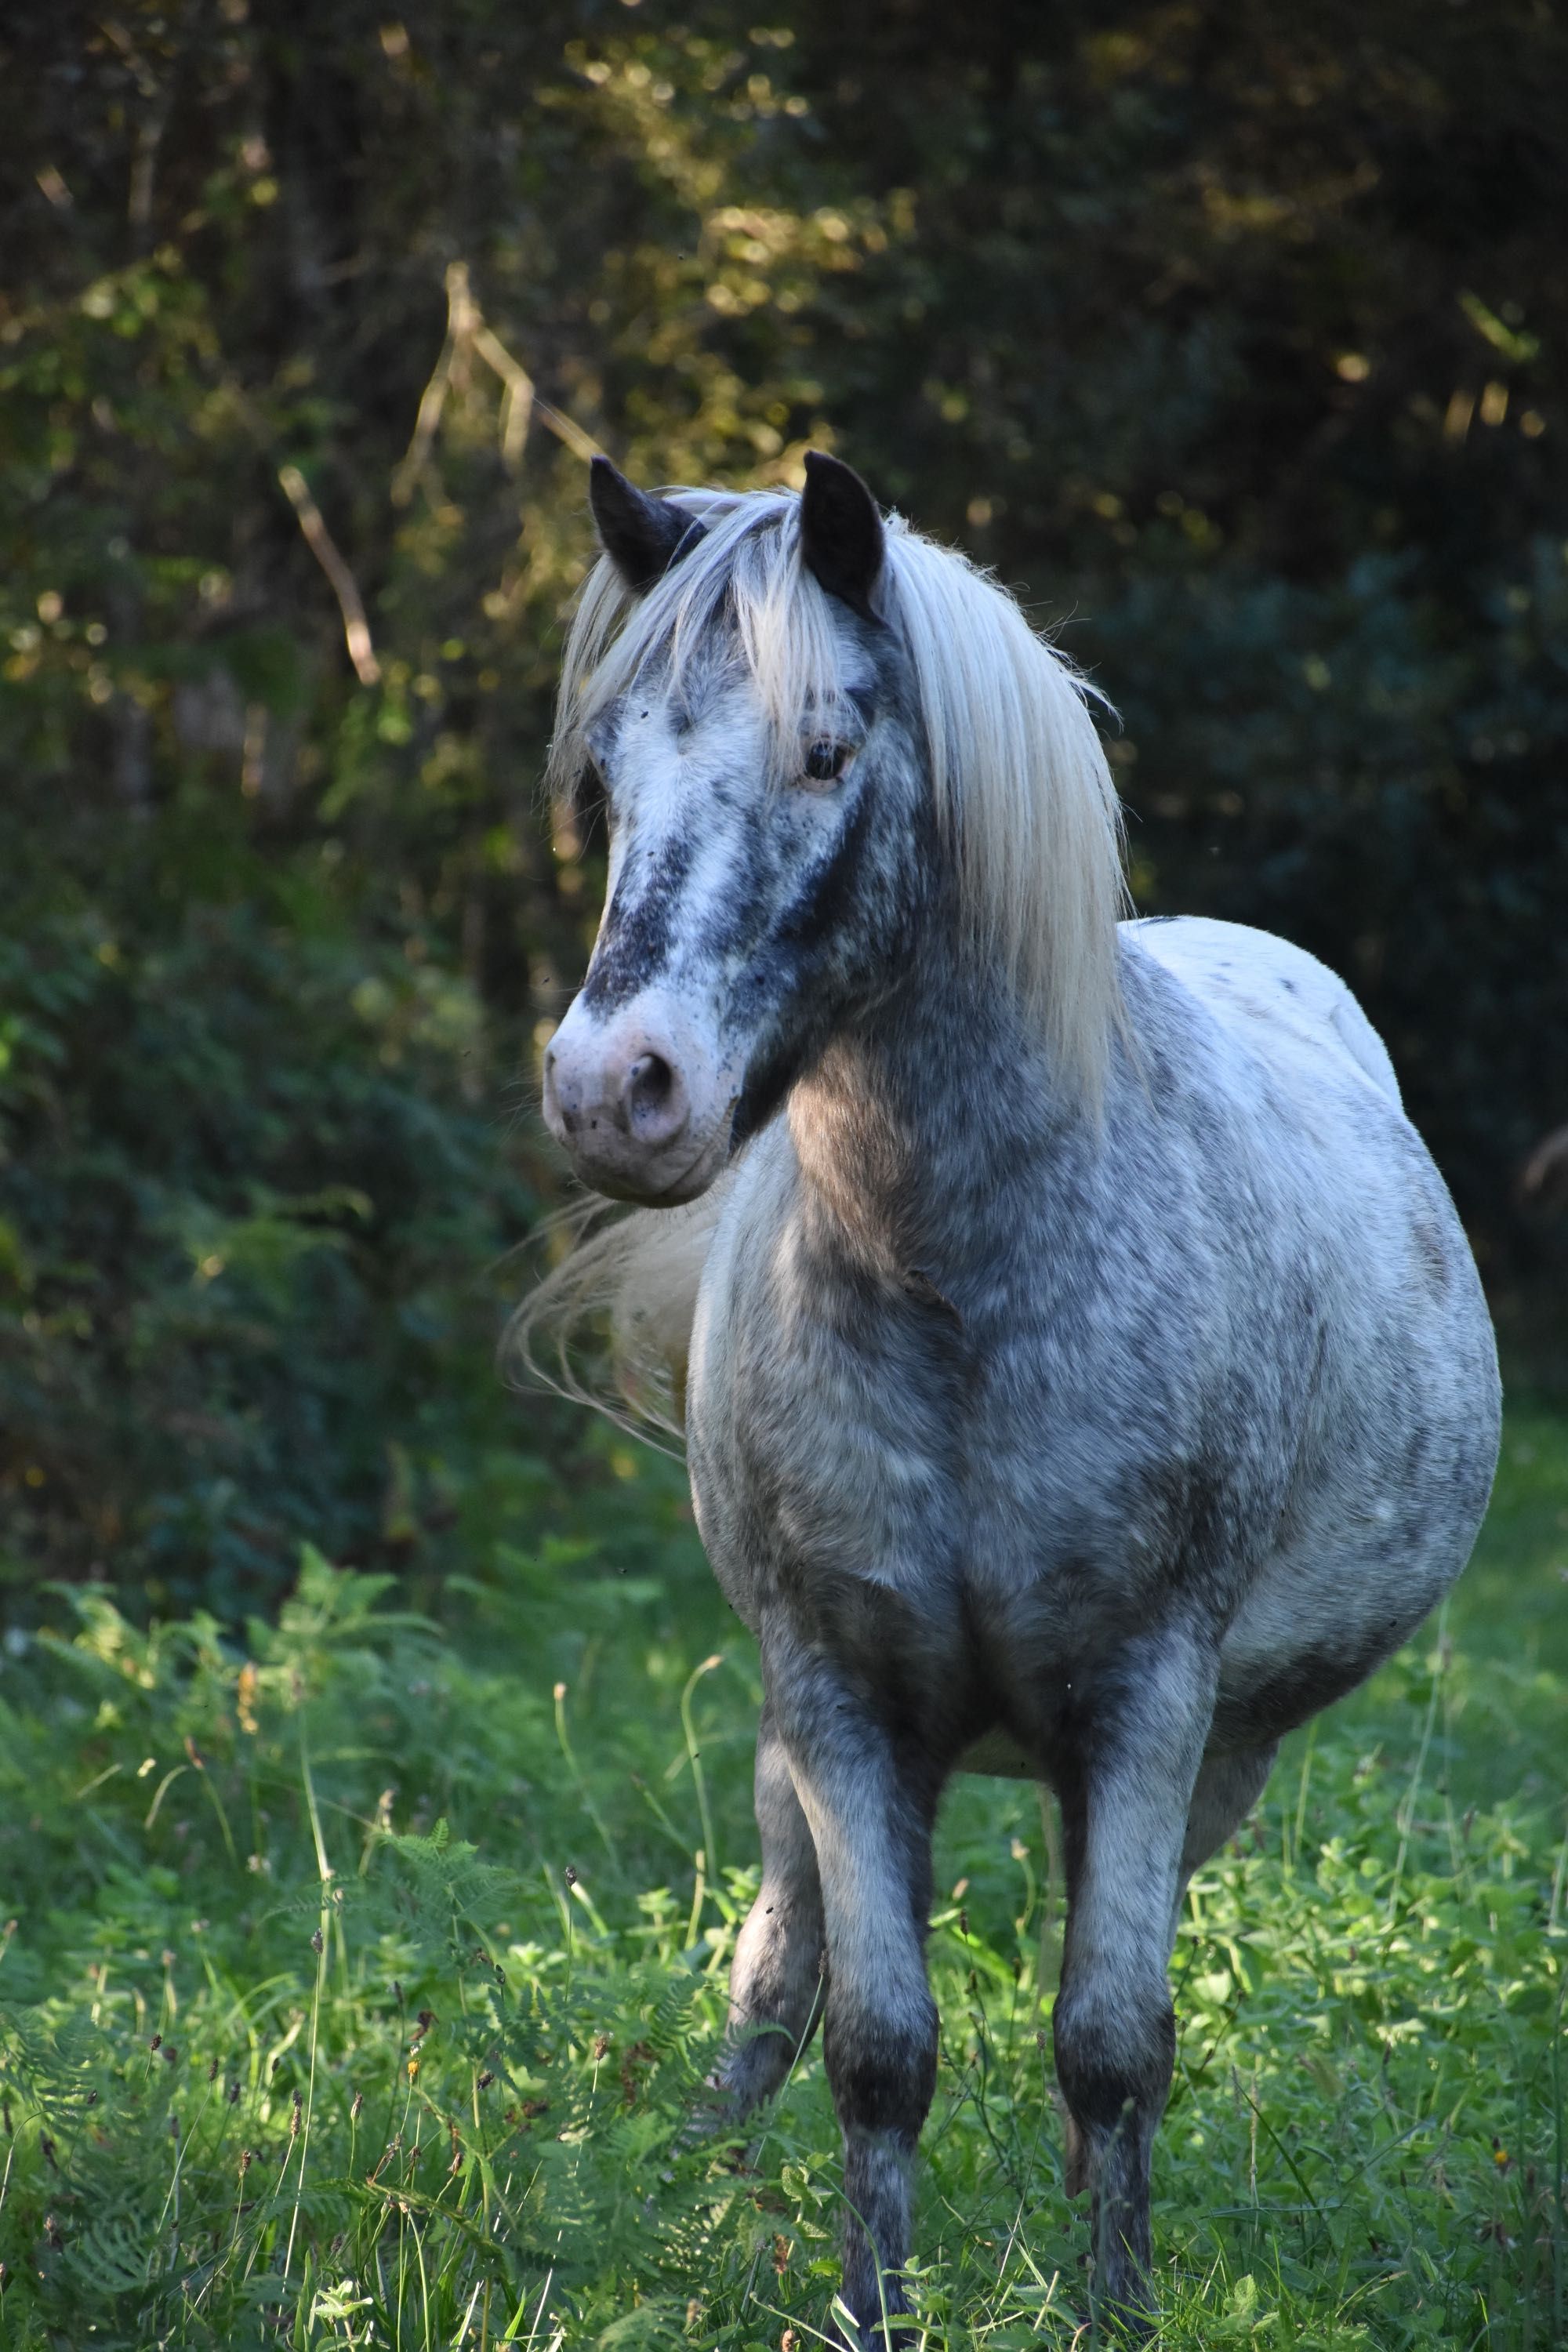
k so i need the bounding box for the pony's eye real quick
[800,739,852,787]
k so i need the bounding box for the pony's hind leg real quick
[716,1700,826,2117]
[1168,1740,1278,1953]
[1051,1624,1217,2337]
[766,1636,944,2349]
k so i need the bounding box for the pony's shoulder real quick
[1120,916,1401,1105]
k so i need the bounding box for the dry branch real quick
[275,463,381,688]
[393,261,604,507]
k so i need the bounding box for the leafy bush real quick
[0,836,543,1619]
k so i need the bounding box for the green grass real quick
[0,1413,1563,2350]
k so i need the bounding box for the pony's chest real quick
[684,1166,1304,1632]
[688,1225,1138,1615]
[687,1240,974,1607]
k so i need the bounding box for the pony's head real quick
[542,453,1123,1205]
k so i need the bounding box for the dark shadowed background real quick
[2,1,1566,1622]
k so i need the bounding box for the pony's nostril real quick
[627,1052,673,1115]
[541,1046,575,1137]
[624,1051,686,1141]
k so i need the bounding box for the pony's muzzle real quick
[543,1004,731,1204]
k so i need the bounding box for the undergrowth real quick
[0,1416,1563,2350]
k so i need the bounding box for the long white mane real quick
[520,482,1127,1436]
[547,483,1127,1098]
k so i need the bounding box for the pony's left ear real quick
[799,450,885,624]
[589,456,706,595]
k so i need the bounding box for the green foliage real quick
[0,1424,1563,2348]
[0,866,541,1617]
[3,4,1568,1602]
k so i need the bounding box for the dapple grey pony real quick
[523,452,1500,2340]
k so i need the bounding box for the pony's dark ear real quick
[798,450,885,624]
[589,456,705,594]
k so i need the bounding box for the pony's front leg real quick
[716,1700,826,2117]
[766,1640,942,2350]
[1051,1624,1216,2336]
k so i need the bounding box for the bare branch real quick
[274,465,381,688]
[471,322,604,463]
[533,395,605,467]
[392,262,479,505]
[395,260,604,504]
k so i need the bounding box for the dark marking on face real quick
[580,831,695,1012]
[774,782,878,961]
[728,790,881,1146]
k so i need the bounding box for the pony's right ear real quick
[799,450,885,624]
[589,457,705,594]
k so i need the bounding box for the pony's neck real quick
[786,930,1078,1279]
